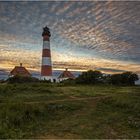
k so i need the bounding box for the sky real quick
[0,1,140,75]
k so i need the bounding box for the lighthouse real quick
[41,26,53,81]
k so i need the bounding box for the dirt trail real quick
[0,95,110,105]
[35,95,110,139]
[24,95,110,105]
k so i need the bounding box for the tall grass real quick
[0,83,140,138]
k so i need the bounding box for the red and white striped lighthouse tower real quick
[41,26,53,81]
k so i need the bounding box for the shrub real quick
[76,70,103,84]
[110,72,139,85]
[7,76,39,83]
[61,78,76,85]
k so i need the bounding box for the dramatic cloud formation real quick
[0,1,140,74]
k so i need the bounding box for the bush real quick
[0,80,5,83]
[61,78,76,85]
[75,70,139,86]
[7,76,39,84]
[110,72,139,85]
[39,79,51,83]
[76,70,103,84]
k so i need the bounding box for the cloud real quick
[0,1,140,74]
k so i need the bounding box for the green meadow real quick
[0,83,140,139]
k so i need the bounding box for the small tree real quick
[121,72,139,85]
[110,74,122,85]
[76,70,103,84]
[110,72,139,85]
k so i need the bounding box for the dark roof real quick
[58,68,75,79]
[10,65,31,77]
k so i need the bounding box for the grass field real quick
[0,83,140,139]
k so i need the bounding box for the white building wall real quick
[41,76,59,83]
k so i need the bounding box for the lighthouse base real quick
[41,76,59,83]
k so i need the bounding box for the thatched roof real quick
[10,63,31,77]
[58,68,75,79]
